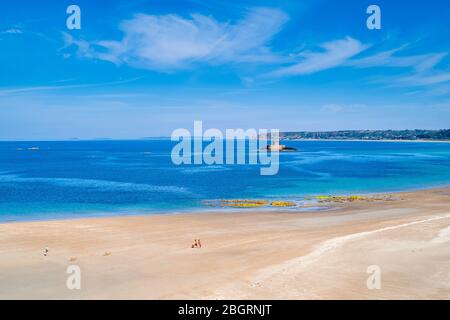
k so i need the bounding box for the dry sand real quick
[0,187,449,299]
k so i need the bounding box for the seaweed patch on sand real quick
[203,199,270,208]
[202,199,298,208]
[202,194,398,210]
[314,195,396,203]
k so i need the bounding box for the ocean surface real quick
[1,139,450,222]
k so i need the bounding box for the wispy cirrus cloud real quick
[264,39,450,86]
[266,37,368,78]
[394,71,450,87]
[0,77,143,96]
[351,45,450,91]
[64,7,288,70]
[350,46,447,71]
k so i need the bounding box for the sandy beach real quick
[0,187,449,300]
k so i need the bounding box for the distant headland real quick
[281,129,450,142]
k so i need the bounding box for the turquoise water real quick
[1,140,450,222]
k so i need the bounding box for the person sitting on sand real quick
[198,239,202,248]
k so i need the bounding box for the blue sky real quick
[0,0,449,139]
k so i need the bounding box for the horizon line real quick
[0,128,449,142]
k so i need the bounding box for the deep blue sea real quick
[1,140,450,222]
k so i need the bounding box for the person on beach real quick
[191,239,202,248]
[43,247,48,256]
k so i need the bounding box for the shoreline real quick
[1,186,449,299]
[2,183,450,225]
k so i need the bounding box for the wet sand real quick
[0,187,449,299]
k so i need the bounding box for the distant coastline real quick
[2,129,450,142]
[281,129,450,142]
[283,138,450,143]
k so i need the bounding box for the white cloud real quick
[66,8,288,70]
[343,44,450,93]
[0,78,142,96]
[267,37,368,78]
[349,46,447,72]
[1,28,23,34]
[321,104,344,113]
[321,103,368,113]
[62,33,94,59]
[394,71,450,87]
[351,46,450,91]
[62,8,450,92]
